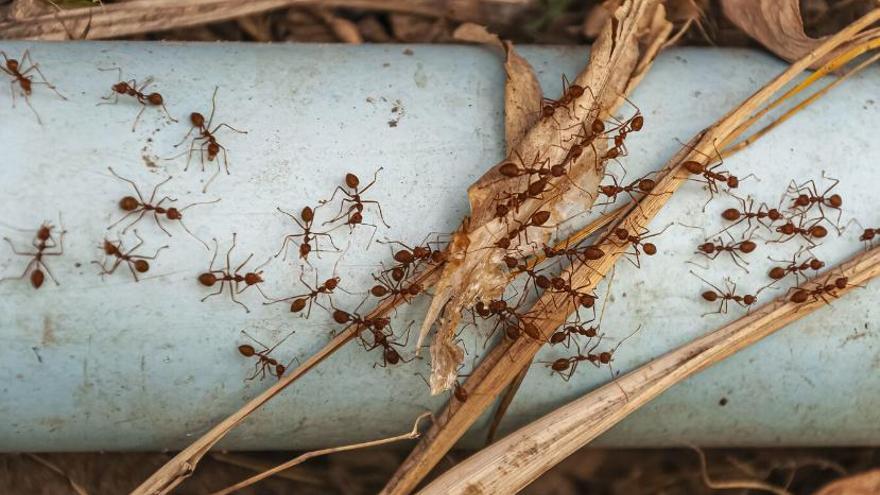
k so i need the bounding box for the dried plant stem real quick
[0,0,535,40]
[23,453,89,495]
[380,10,880,495]
[416,245,880,495]
[210,412,430,495]
[690,445,793,495]
[131,263,444,495]
[210,453,325,485]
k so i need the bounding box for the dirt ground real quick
[2,447,878,494]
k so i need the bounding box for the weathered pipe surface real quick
[0,42,878,451]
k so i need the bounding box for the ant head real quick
[407,283,422,295]
[599,184,616,196]
[147,93,163,105]
[112,82,129,93]
[599,351,612,365]
[568,144,583,160]
[835,277,848,290]
[551,358,570,372]
[371,285,389,297]
[604,148,620,160]
[591,119,605,134]
[325,277,340,290]
[413,246,430,259]
[613,228,629,240]
[498,162,519,177]
[721,208,741,221]
[790,290,809,304]
[769,266,787,279]
[585,326,598,338]
[30,269,44,288]
[394,249,414,264]
[495,237,511,249]
[739,240,757,253]
[290,298,307,313]
[809,259,825,270]
[778,223,795,235]
[372,317,390,330]
[6,58,19,71]
[794,194,810,207]
[275,364,286,377]
[682,161,704,175]
[190,112,205,127]
[726,176,740,188]
[579,294,595,308]
[244,272,263,285]
[550,164,566,178]
[332,309,351,324]
[829,194,843,208]
[166,207,182,220]
[198,272,217,287]
[348,211,363,225]
[568,84,585,98]
[20,78,32,94]
[36,224,52,241]
[345,173,360,189]
[301,206,314,222]
[488,299,507,312]
[431,251,446,264]
[642,242,657,255]
[495,204,510,218]
[861,229,875,241]
[768,209,782,221]
[743,294,757,305]
[550,277,566,291]
[133,260,150,273]
[702,291,718,302]
[630,115,644,132]
[528,179,548,196]
[550,331,567,345]
[541,105,555,118]
[638,178,655,192]
[238,344,256,357]
[120,196,140,211]
[102,240,118,255]
[503,255,518,269]
[698,242,715,254]
[810,225,828,238]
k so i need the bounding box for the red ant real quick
[541,74,586,121]
[98,67,176,131]
[492,210,552,250]
[787,172,843,228]
[691,271,760,316]
[171,86,247,192]
[789,275,849,306]
[332,305,415,367]
[379,237,447,281]
[680,144,749,209]
[767,247,825,285]
[92,231,168,282]
[198,234,272,313]
[1,50,66,124]
[608,223,670,267]
[547,272,598,320]
[1,221,65,289]
[276,206,339,261]
[539,240,606,266]
[497,151,551,180]
[596,172,657,207]
[266,268,343,317]
[369,270,423,305]
[716,195,783,236]
[601,103,644,160]
[237,330,296,381]
[471,297,541,342]
[845,219,879,248]
[107,167,216,249]
[695,233,757,271]
[770,214,828,246]
[323,168,391,232]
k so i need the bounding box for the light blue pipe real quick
[0,42,878,451]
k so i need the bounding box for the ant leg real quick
[113,209,146,234]
[108,167,146,203]
[201,280,227,302]
[0,258,38,283]
[235,253,254,274]
[147,176,173,204]
[2,237,35,256]
[359,200,391,228]
[213,122,247,135]
[131,105,146,132]
[152,212,172,237]
[206,86,219,128]
[172,126,196,149]
[36,259,60,286]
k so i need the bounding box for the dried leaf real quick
[721,0,880,68]
[815,469,880,495]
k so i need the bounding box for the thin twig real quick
[23,453,89,495]
[690,445,793,495]
[209,412,430,495]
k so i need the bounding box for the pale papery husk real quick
[418,0,671,394]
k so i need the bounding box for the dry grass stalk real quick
[379,10,880,495]
[0,0,536,40]
[23,453,89,495]
[209,412,430,495]
[210,453,325,485]
[690,446,793,495]
[415,245,880,495]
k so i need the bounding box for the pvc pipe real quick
[1,42,878,451]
